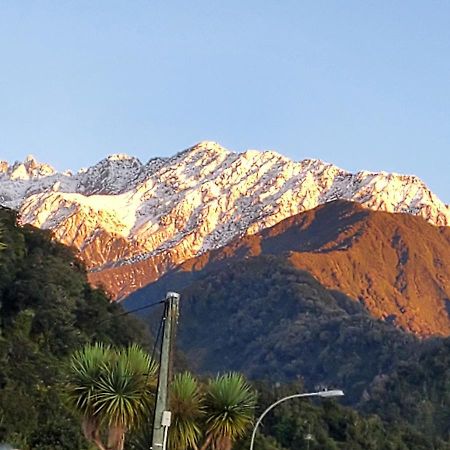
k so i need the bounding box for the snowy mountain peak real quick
[74,154,144,195]
[0,142,448,298]
[3,155,56,181]
[171,141,230,162]
[106,153,138,162]
[191,140,230,153]
[24,154,37,163]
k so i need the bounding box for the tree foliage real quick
[200,373,257,450]
[234,382,450,450]
[0,207,150,449]
[67,343,158,450]
[175,255,450,446]
[178,256,416,398]
[169,372,203,450]
[1,206,449,449]
[166,372,257,450]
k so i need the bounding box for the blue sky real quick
[0,1,449,202]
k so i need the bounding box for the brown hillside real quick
[177,200,450,336]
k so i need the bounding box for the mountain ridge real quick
[1,141,449,298]
[125,200,450,336]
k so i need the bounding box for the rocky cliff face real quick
[1,142,449,298]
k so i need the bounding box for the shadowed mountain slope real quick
[128,254,450,443]
[175,256,417,402]
[125,200,450,336]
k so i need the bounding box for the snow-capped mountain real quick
[1,141,449,298]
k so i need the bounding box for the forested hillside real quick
[235,382,449,450]
[0,205,449,449]
[170,255,450,443]
[175,256,414,395]
[0,207,149,449]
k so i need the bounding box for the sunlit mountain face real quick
[125,200,450,337]
[1,141,449,301]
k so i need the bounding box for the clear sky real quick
[0,1,449,202]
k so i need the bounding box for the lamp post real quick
[249,389,344,450]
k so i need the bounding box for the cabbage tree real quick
[66,343,157,450]
[169,372,256,450]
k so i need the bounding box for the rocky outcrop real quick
[1,142,449,298]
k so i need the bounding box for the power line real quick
[118,299,165,317]
[151,306,165,363]
[98,299,165,323]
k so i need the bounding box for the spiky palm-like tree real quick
[67,343,158,450]
[200,373,257,450]
[67,342,110,450]
[168,372,204,450]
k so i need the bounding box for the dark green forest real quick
[0,207,148,449]
[177,256,416,393]
[235,382,449,450]
[0,206,449,449]
[174,256,450,446]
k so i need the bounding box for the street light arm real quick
[249,390,344,449]
[249,392,322,450]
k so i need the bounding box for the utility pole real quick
[151,292,180,450]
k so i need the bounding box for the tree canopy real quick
[0,207,150,449]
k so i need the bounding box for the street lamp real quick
[249,389,344,450]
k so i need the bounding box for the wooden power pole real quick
[151,292,180,450]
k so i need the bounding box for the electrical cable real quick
[151,305,165,364]
[116,299,165,317]
[149,302,167,444]
[98,299,165,324]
